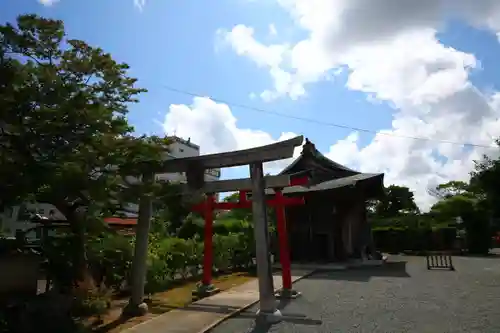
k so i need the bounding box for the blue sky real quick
[3,0,500,208]
[2,0,390,144]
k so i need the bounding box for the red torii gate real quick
[192,176,307,298]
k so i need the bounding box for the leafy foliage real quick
[86,232,134,290]
[144,231,255,294]
[428,181,471,199]
[42,230,134,292]
[368,185,419,217]
[0,14,173,284]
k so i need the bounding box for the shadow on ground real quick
[236,298,322,333]
[92,316,130,333]
[306,261,411,282]
[149,292,322,333]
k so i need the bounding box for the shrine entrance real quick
[190,174,308,300]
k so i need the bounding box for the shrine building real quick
[271,138,385,262]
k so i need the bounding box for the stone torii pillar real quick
[124,171,155,316]
[250,162,280,320]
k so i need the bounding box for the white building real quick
[0,136,220,239]
[156,136,221,183]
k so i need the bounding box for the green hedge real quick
[41,217,258,295]
[175,215,254,239]
[372,226,457,253]
[145,231,256,294]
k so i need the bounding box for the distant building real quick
[0,136,220,239]
[156,136,221,183]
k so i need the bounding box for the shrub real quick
[213,234,238,272]
[213,219,251,235]
[176,214,204,239]
[42,233,79,292]
[87,233,134,291]
[156,237,192,279]
[71,289,111,317]
[144,227,256,293]
[230,231,255,269]
[372,225,457,253]
[145,258,172,294]
[184,238,203,277]
[463,209,491,255]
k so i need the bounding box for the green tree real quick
[429,180,491,254]
[374,185,419,217]
[222,192,253,221]
[150,182,195,235]
[470,143,500,218]
[0,15,169,286]
[428,180,471,199]
[430,194,476,222]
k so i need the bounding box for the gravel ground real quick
[209,255,500,333]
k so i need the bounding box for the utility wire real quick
[160,84,498,149]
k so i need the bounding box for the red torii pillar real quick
[274,187,301,298]
[238,186,304,298]
[191,177,307,299]
[192,193,219,298]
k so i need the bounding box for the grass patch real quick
[86,271,256,333]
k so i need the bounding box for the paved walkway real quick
[123,269,313,333]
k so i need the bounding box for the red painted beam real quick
[192,196,304,212]
[289,176,309,187]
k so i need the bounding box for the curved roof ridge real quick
[279,137,358,175]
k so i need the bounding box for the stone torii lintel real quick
[152,135,303,181]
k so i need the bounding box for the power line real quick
[160,84,498,149]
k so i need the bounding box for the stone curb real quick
[196,270,317,333]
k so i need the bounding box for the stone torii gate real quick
[124,135,305,322]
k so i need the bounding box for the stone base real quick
[275,288,301,299]
[256,308,282,323]
[192,283,220,300]
[122,301,149,317]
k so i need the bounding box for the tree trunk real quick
[56,203,95,291]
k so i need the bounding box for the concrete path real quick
[123,269,313,333]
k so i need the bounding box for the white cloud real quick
[134,0,146,11]
[216,0,500,209]
[269,24,278,36]
[38,0,59,6]
[217,26,305,100]
[39,0,146,9]
[217,25,287,68]
[162,97,301,175]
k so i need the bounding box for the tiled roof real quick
[103,217,137,226]
[36,217,137,226]
[266,173,385,195]
[279,138,357,176]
